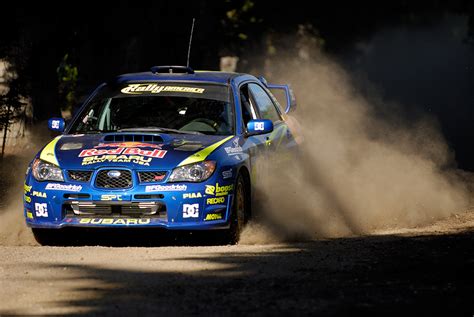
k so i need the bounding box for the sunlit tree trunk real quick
[1,104,10,159]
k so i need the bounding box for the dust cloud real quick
[0,57,472,246]
[240,54,473,244]
[0,123,51,246]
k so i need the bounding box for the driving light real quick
[32,159,64,182]
[168,161,216,182]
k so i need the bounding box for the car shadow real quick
[52,227,234,247]
[3,229,473,315]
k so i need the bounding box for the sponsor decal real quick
[224,138,243,155]
[205,183,233,196]
[145,184,187,192]
[224,147,242,154]
[183,203,199,218]
[101,194,122,201]
[183,192,202,199]
[121,84,205,95]
[79,218,151,225]
[26,210,34,219]
[79,148,167,158]
[24,194,31,203]
[34,203,48,217]
[151,173,166,181]
[95,142,163,149]
[254,122,265,131]
[81,155,153,166]
[222,169,232,179]
[78,144,166,166]
[24,183,32,193]
[32,191,47,198]
[45,183,82,192]
[206,197,225,205]
[204,213,223,221]
[51,120,60,129]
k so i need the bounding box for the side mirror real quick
[48,117,65,132]
[246,119,273,136]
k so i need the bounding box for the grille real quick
[72,203,112,215]
[138,171,167,183]
[68,170,93,182]
[67,201,165,217]
[134,194,164,199]
[95,170,133,189]
[64,193,91,199]
[122,203,159,216]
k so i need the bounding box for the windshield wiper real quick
[74,130,103,134]
[73,129,115,134]
[118,127,203,135]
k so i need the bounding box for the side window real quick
[239,85,257,127]
[248,83,281,122]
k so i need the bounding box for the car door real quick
[247,83,293,152]
[238,84,267,172]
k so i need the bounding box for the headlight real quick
[168,161,216,182]
[32,159,64,182]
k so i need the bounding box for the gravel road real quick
[1,212,473,316]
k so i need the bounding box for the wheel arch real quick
[236,165,252,220]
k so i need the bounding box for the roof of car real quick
[113,70,247,85]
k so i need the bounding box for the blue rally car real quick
[24,65,297,244]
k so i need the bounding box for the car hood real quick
[44,133,232,170]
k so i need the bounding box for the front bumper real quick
[23,175,234,230]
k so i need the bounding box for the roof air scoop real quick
[102,134,164,143]
[150,65,195,75]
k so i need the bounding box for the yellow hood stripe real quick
[178,136,233,167]
[39,136,62,166]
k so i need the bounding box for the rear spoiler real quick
[258,77,297,113]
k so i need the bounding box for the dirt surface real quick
[1,212,473,316]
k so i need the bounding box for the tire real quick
[31,228,63,246]
[221,173,249,245]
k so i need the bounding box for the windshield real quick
[68,82,234,135]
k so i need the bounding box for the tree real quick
[220,0,262,71]
[0,74,27,159]
[56,54,78,120]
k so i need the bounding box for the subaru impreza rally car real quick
[24,65,297,244]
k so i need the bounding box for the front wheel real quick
[31,228,63,246]
[220,173,249,244]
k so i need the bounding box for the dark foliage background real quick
[1,0,474,168]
